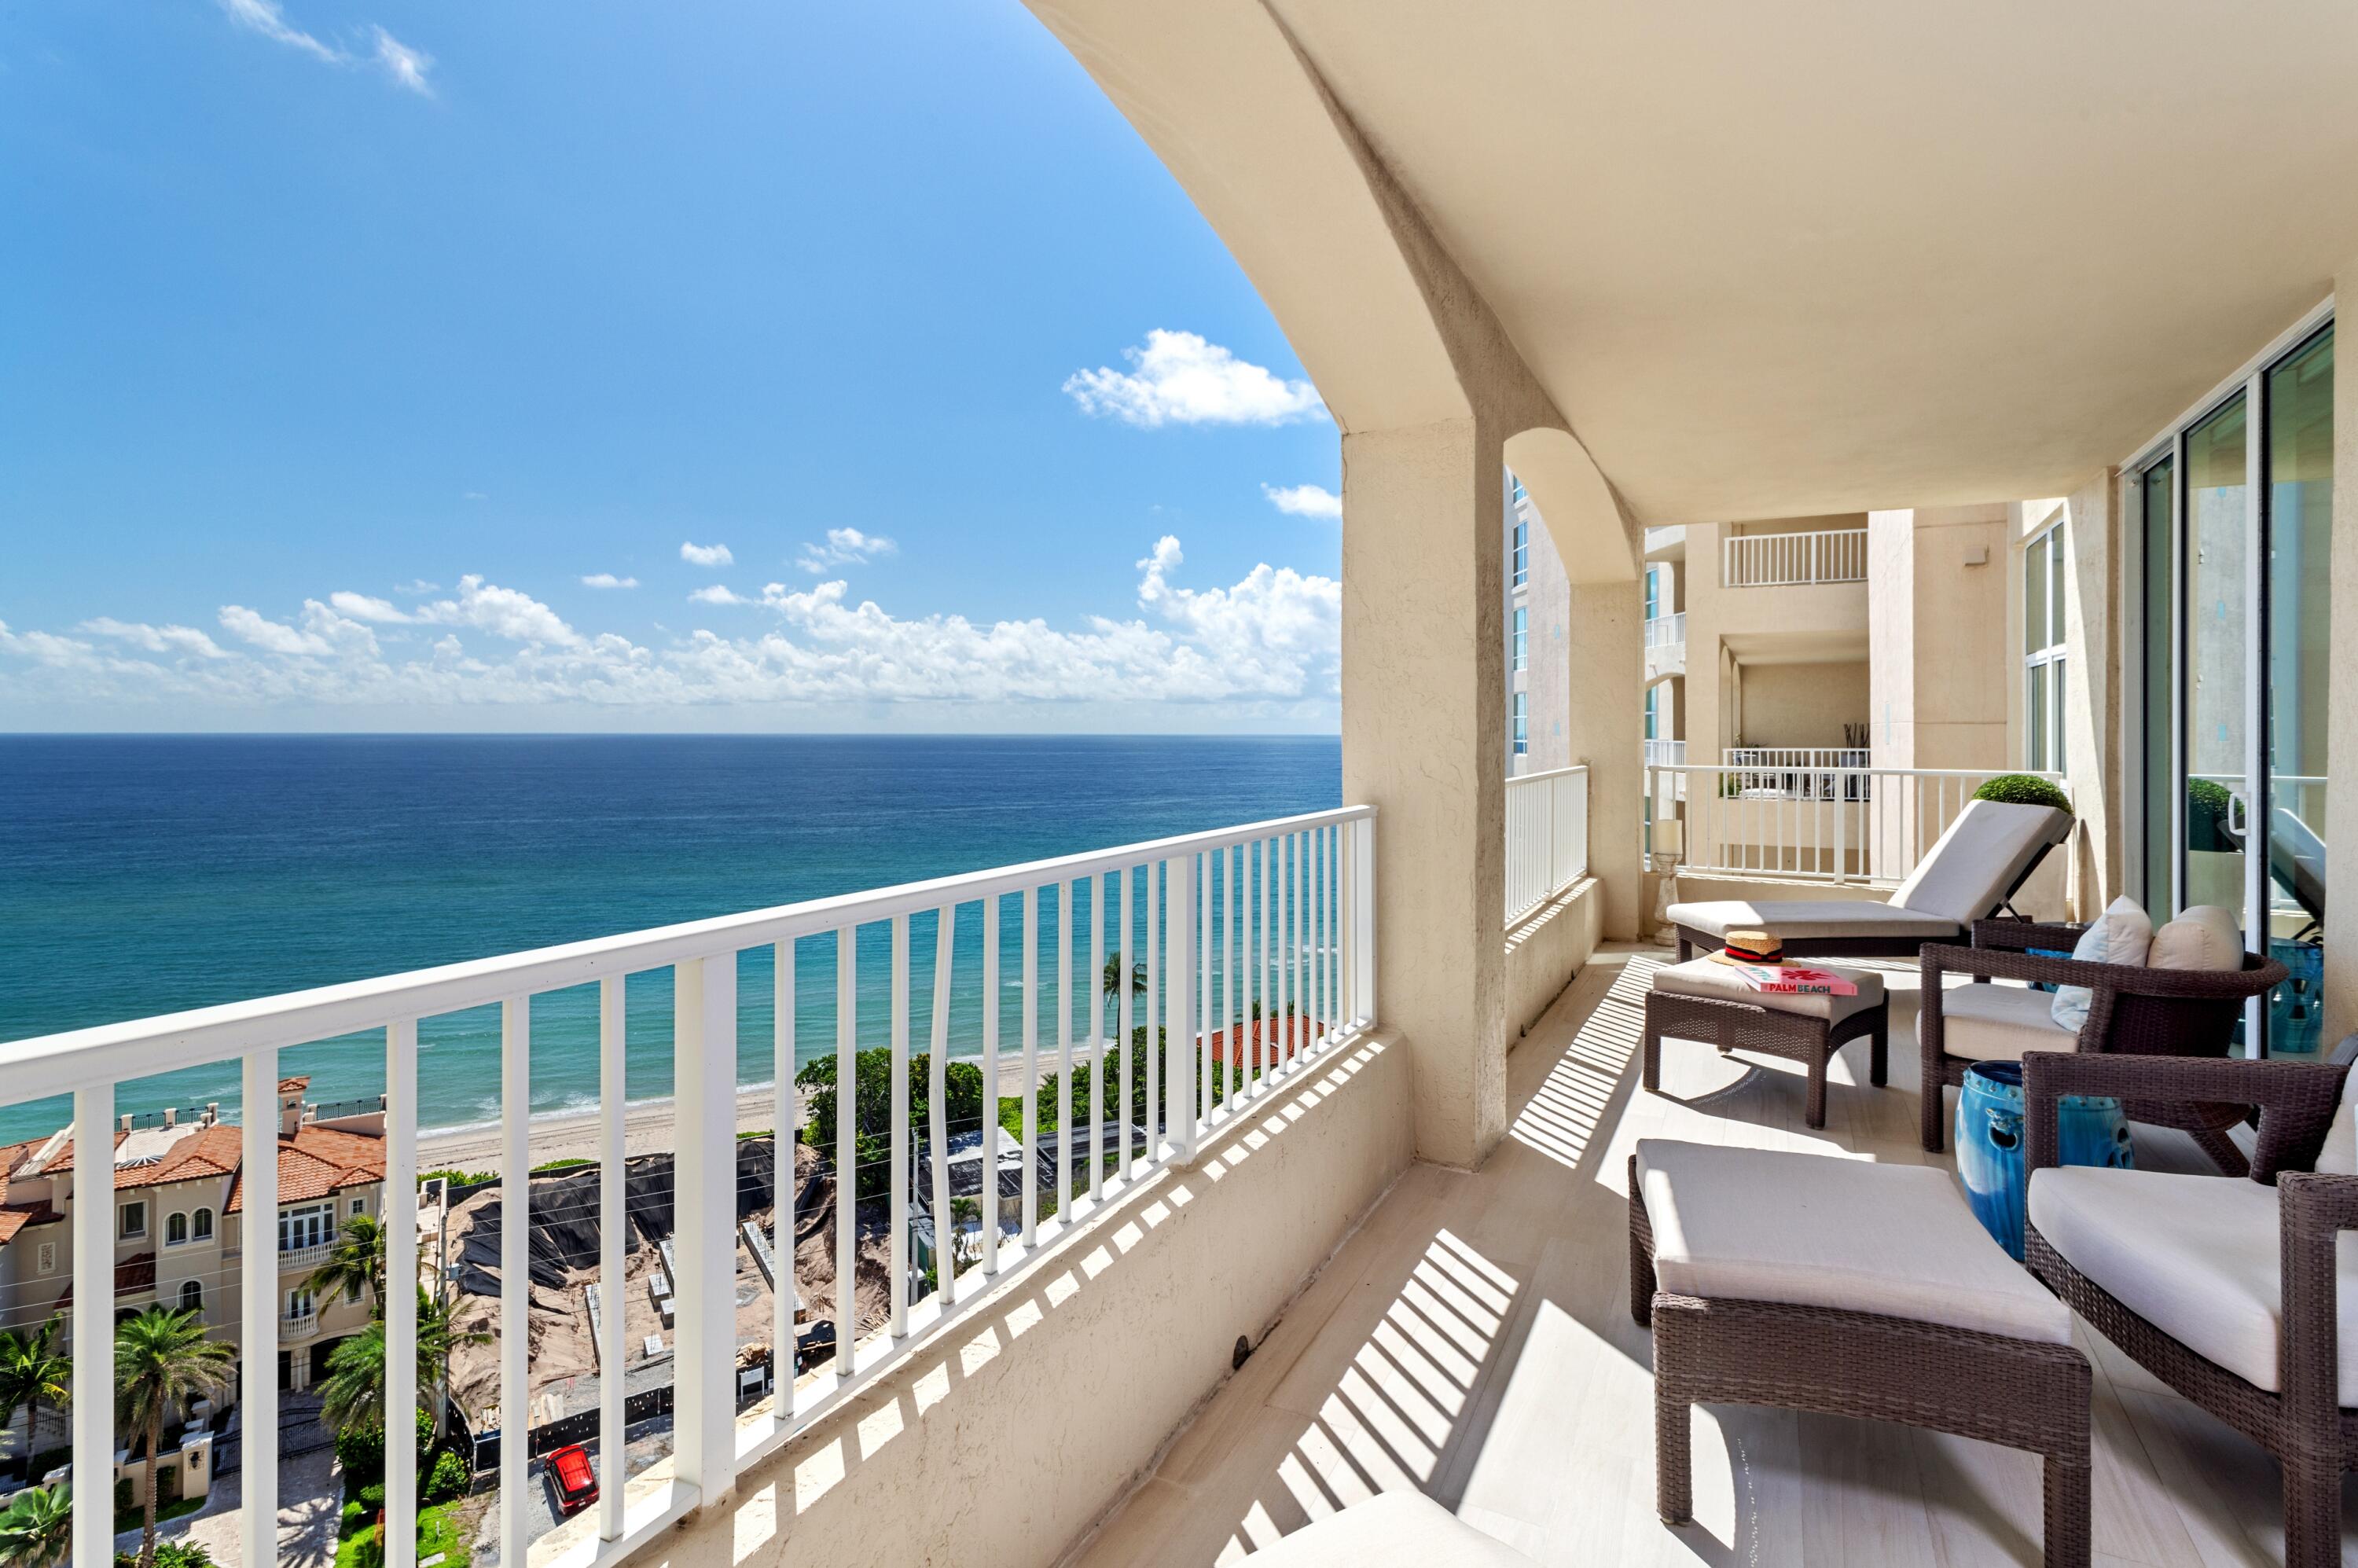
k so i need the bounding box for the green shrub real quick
[528,1158,594,1175]
[1971,773,2073,814]
[336,1424,385,1496]
[359,1482,386,1510]
[423,1447,471,1506]
[119,1547,217,1568]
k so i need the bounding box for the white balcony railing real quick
[1722,528,1868,587]
[1504,765,1589,921]
[278,1240,333,1272]
[1649,764,2066,885]
[1721,747,1872,799]
[1643,739,1686,769]
[281,1310,321,1342]
[1644,611,1685,648]
[1,806,1376,1568]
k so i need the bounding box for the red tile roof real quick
[277,1076,311,1094]
[227,1123,385,1212]
[1205,1018,1329,1073]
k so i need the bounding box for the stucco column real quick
[1341,417,1508,1169]
[1563,580,1645,938]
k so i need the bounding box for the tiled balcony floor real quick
[1071,945,2358,1567]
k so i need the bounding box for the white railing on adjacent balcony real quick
[277,1240,333,1272]
[1650,765,2066,886]
[1722,528,1868,587]
[281,1310,321,1342]
[1504,765,1589,921]
[1644,739,1686,769]
[2,806,1376,1568]
[1644,611,1685,648]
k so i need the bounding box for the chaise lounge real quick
[1667,798,2072,960]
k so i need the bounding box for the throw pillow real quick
[2051,894,2154,1034]
[2146,905,2244,971]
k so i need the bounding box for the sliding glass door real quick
[2134,321,2332,1054]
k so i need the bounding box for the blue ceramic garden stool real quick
[1955,1059,2132,1259]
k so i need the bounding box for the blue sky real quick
[0,1,1344,732]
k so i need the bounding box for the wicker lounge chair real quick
[1631,1139,2091,1566]
[2023,1052,2358,1568]
[1917,918,2286,1160]
[1667,799,2072,961]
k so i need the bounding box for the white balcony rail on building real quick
[1651,765,2066,886]
[1644,611,1685,648]
[1721,527,1868,587]
[281,1310,321,1343]
[1504,765,1589,921]
[4,806,1375,1568]
[1644,739,1687,769]
[1720,747,1872,800]
[277,1239,334,1271]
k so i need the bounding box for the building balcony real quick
[280,1310,321,1343]
[1643,523,1686,561]
[1721,527,1867,588]
[277,1241,333,1272]
[1643,611,1684,680]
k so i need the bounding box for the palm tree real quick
[304,1212,385,1309]
[316,1288,483,1450]
[0,1317,70,1471]
[0,1482,70,1568]
[1099,950,1147,1036]
[116,1308,233,1568]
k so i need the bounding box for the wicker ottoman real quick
[1643,957,1889,1128]
[1630,1140,2091,1566]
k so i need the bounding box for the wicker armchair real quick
[1916,919,2286,1163]
[2022,1052,2355,1568]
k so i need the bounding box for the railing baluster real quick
[387,1017,419,1568]
[890,914,910,1336]
[1166,854,1196,1162]
[1145,862,1161,1161]
[1223,844,1236,1112]
[1058,879,1074,1221]
[982,898,1000,1269]
[1087,880,1102,1203]
[606,972,631,1534]
[1118,869,1133,1182]
[1199,852,1213,1124]
[236,1048,277,1568]
[929,905,955,1296]
[1022,887,1039,1247]
[73,1079,116,1568]
[674,952,736,1500]
[499,996,529,1568]
[836,925,859,1368]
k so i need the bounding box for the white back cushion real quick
[1889,800,2072,923]
[2051,895,2153,1033]
[2147,905,2244,971]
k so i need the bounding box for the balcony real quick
[277,1240,333,1272]
[1721,527,1868,587]
[1502,766,1588,923]
[281,1310,321,1343]
[1643,611,1684,680]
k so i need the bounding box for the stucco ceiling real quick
[1263,0,2358,523]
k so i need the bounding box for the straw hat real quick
[1710,929,1784,967]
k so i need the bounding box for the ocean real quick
[0,733,1342,1142]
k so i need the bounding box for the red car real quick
[547,1443,598,1516]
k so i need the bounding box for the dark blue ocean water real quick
[0,734,1340,1140]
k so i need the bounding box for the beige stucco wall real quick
[1736,660,1868,748]
[617,1031,1416,1568]
[1505,877,1602,1041]
[1523,494,1575,773]
[1907,506,2010,771]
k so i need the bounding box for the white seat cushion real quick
[1650,957,1885,1023]
[1636,1139,2070,1343]
[2030,1166,2358,1399]
[1888,799,2075,924]
[1667,898,1962,943]
[1241,1492,1541,1566]
[1922,981,2077,1061]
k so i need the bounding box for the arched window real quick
[166,1212,188,1247]
[179,1280,203,1314]
[192,1208,215,1242]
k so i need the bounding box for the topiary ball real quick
[1971,773,2072,815]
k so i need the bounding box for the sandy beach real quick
[415,1086,799,1175]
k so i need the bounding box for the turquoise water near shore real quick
[0,734,1340,1141]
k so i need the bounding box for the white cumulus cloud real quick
[689,585,750,606]
[1262,483,1342,520]
[2,542,1339,718]
[329,591,413,623]
[215,0,432,95]
[215,0,339,62]
[581,573,638,589]
[796,527,898,575]
[680,542,733,568]
[1064,330,1326,428]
